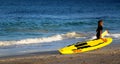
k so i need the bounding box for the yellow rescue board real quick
[59,31,112,54]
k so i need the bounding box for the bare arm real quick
[100,30,102,38]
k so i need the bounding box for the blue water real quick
[0,0,120,57]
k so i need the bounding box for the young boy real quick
[96,20,107,42]
[96,20,103,39]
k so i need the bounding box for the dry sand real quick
[0,44,120,64]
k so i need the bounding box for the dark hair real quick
[98,20,103,27]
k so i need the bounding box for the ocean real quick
[0,0,120,57]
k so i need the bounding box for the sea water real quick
[0,0,120,57]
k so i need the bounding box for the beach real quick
[0,0,120,64]
[0,44,119,64]
[0,0,120,58]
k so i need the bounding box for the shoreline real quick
[0,44,120,64]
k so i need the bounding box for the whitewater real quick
[0,0,120,57]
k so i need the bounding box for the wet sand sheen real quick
[0,44,120,64]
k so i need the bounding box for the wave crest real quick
[0,32,84,46]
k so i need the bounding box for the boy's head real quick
[98,20,103,26]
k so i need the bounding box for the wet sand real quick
[0,44,120,64]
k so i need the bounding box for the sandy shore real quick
[0,44,120,64]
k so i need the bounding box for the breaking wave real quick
[90,33,120,40]
[0,32,85,46]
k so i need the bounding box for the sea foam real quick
[0,32,84,46]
